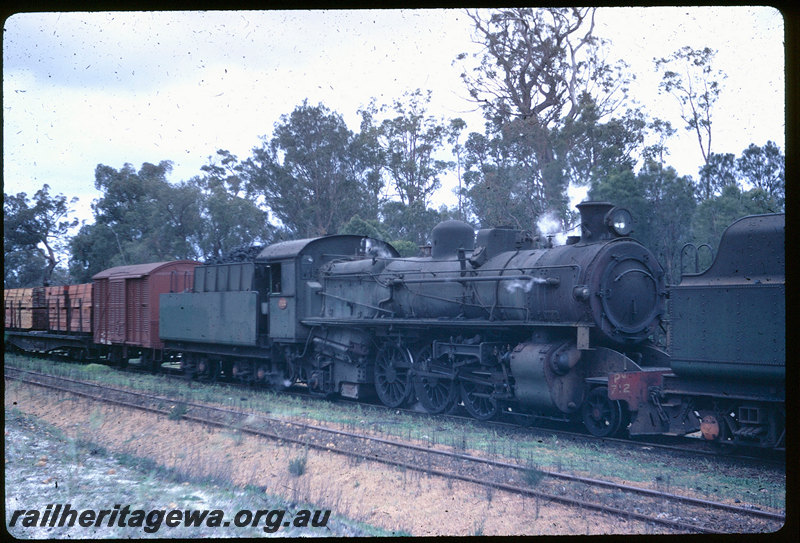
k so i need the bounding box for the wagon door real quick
[125,277,149,346]
[108,279,126,343]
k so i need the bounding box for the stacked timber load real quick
[45,284,93,333]
[3,287,48,330]
[4,288,30,329]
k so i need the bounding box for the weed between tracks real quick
[168,402,189,420]
[5,353,786,513]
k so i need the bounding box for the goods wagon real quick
[92,260,197,366]
[4,287,48,330]
[45,284,93,333]
[5,285,92,357]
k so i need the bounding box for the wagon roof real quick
[92,260,199,280]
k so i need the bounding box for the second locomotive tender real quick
[160,201,668,436]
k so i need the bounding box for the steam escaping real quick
[369,246,396,260]
[505,277,549,293]
[362,238,396,260]
[537,212,568,246]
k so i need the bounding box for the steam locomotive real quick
[156,201,666,437]
[4,201,785,448]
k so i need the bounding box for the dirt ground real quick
[5,381,668,536]
[5,408,376,538]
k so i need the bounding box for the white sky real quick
[2,7,785,225]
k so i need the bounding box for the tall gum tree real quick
[241,101,381,238]
[654,46,725,167]
[361,90,454,208]
[457,7,634,225]
[4,185,78,287]
[69,161,203,280]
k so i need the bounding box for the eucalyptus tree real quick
[241,101,382,238]
[380,200,454,248]
[690,140,785,262]
[360,89,455,208]
[4,185,78,287]
[460,128,545,230]
[69,161,203,281]
[697,152,738,200]
[637,160,697,282]
[654,46,725,166]
[447,118,468,221]
[456,7,635,225]
[194,150,271,261]
[736,141,784,208]
[642,118,678,167]
[555,94,646,191]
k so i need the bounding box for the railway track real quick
[5,366,785,534]
[160,361,787,468]
[388,403,787,466]
[10,351,786,466]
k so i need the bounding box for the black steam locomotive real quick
[160,201,670,437]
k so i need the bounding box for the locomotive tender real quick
[4,201,785,448]
[609,212,785,448]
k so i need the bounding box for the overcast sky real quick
[2,7,785,223]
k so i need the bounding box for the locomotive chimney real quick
[576,201,615,244]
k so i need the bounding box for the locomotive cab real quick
[257,235,400,341]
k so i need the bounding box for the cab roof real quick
[256,235,399,262]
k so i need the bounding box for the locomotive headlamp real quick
[606,207,633,236]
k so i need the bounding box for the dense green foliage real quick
[4,185,77,287]
[241,101,381,238]
[4,8,784,288]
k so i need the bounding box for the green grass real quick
[84,363,113,374]
[168,401,189,420]
[288,453,308,477]
[5,352,786,510]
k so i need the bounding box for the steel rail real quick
[5,367,784,534]
[5,357,784,466]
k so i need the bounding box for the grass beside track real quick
[4,353,786,512]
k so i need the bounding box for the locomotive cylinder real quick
[509,342,585,413]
